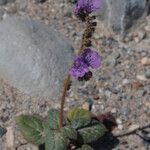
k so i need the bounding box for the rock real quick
[134,37,140,43]
[98,0,147,31]
[0,0,7,5]
[7,0,16,3]
[0,16,74,101]
[145,70,150,79]
[144,25,150,32]
[0,127,7,138]
[145,102,150,109]
[136,75,147,81]
[137,31,146,40]
[116,118,122,124]
[141,57,150,66]
[0,0,15,5]
[118,124,123,130]
[17,144,38,150]
[111,108,117,114]
[82,102,90,110]
[132,81,143,90]
[122,79,130,85]
[18,0,28,10]
[129,124,139,132]
[6,127,15,149]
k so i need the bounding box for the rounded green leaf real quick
[62,126,77,140]
[67,108,92,128]
[16,115,44,145]
[48,108,60,130]
[43,123,68,150]
[78,120,107,144]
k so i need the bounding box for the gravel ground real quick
[0,0,150,150]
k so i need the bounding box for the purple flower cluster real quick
[69,48,101,80]
[74,0,101,16]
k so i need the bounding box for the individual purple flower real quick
[74,0,101,16]
[69,47,101,80]
[69,56,89,79]
[82,48,101,69]
[78,71,93,81]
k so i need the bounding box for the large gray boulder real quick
[98,0,148,31]
[0,16,74,101]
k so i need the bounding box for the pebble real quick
[111,108,117,113]
[144,25,150,32]
[116,118,122,124]
[82,102,90,110]
[6,126,15,149]
[134,37,140,43]
[145,70,150,79]
[137,31,146,40]
[122,79,130,85]
[132,81,143,90]
[145,102,150,109]
[118,124,123,130]
[136,75,147,81]
[0,126,7,138]
[0,0,7,5]
[0,0,15,5]
[141,57,150,66]
[128,124,139,132]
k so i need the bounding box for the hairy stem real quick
[59,15,96,128]
[60,75,70,128]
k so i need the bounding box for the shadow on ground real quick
[90,133,119,150]
[39,125,150,150]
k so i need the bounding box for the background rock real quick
[98,0,148,31]
[0,0,15,5]
[0,16,74,101]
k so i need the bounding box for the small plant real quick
[16,0,117,149]
[17,108,108,149]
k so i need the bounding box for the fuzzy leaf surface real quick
[67,108,91,128]
[16,115,44,145]
[62,126,77,140]
[43,123,68,150]
[48,108,60,130]
[78,120,107,144]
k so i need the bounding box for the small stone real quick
[144,26,150,32]
[122,79,130,85]
[134,37,140,43]
[136,75,147,81]
[6,127,15,149]
[116,118,122,124]
[118,124,123,130]
[145,102,150,109]
[132,81,143,90]
[141,57,150,66]
[93,95,99,100]
[0,0,7,5]
[145,70,150,79]
[137,31,146,40]
[129,124,139,132]
[111,108,117,113]
[18,143,38,150]
[100,105,104,110]
[82,102,90,110]
[7,0,16,3]
[0,127,7,138]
